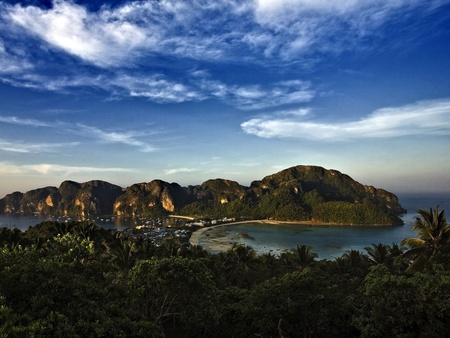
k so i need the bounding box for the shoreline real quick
[189,219,402,253]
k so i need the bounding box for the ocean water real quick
[198,195,450,259]
[0,215,129,232]
[1,195,449,259]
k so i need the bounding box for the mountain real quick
[0,165,406,225]
[0,180,123,217]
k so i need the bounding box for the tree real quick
[103,233,136,275]
[0,227,23,248]
[129,257,220,336]
[291,244,318,271]
[234,268,353,337]
[365,242,403,268]
[400,206,450,272]
[354,265,450,337]
[221,244,259,287]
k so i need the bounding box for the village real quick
[116,215,237,246]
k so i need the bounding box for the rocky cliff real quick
[113,180,192,217]
[0,180,123,217]
[0,165,406,224]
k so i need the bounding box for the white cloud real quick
[0,161,135,176]
[0,139,79,153]
[0,0,447,108]
[75,124,157,152]
[0,38,34,74]
[164,168,197,175]
[196,74,315,110]
[241,99,450,140]
[0,115,157,152]
[113,74,205,103]
[3,0,447,68]
[251,0,447,60]
[8,1,151,67]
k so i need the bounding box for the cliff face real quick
[0,180,123,217]
[113,180,192,217]
[0,165,406,224]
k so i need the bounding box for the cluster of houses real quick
[119,216,237,245]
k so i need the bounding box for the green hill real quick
[0,165,405,225]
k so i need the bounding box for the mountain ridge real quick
[0,165,406,225]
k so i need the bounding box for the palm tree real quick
[365,243,403,266]
[291,244,317,271]
[222,244,258,287]
[365,243,390,265]
[104,233,136,274]
[336,250,370,275]
[400,206,450,272]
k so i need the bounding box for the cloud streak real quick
[198,77,315,110]
[0,115,157,152]
[75,124,157,152]
[0,139,79,153]
[241,99,450,140]
[164,168,197,175]
[0,161,136,176]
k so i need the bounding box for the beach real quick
[189,219,332,253]
[189,221,251,253]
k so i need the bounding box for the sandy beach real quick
[189,221,250,253]
[189,219,329,253]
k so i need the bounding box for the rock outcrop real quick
[0,180,123,217]
[0,165,406,224]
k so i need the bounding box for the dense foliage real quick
[1,166,405,225]
[1,206,449,337]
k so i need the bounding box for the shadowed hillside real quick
[0,165,405,225]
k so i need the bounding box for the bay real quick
[0,215,129,232]
[198,195,450,259]
[1,195,449,259]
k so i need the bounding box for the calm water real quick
[1,195,449,259]
[0,215,129,232]
[199,195,450,259]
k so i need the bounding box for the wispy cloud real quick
[241,99,450,140]
[0,38,34,74]
[0,161,136,176]
[0,139,79,153]
[0,0,447,108]
[194,73,315,110]
[0,115,53,127]
[0,115,157,152]
[75,124,156,152]
[252,0,448,59]
[112,73,205,103]
[9,0,441,67]
[2,68,315,109]
[164,167,197,175]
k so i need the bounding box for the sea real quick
[197,195,450,259]
[1,195,449,259]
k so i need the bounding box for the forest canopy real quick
[0,206,449,337]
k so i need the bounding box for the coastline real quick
[189,219,373,254]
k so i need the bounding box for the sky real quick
[0,0,450,198]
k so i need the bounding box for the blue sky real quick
[0,0,450,198]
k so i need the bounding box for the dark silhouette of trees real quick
[400,206,450,272]
[1,207,449,337]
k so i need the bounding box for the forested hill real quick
[0,165,405,225]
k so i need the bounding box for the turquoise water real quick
[199,196,450,259]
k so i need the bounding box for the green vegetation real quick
[1,206,448,337]
[0,165,405,225]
